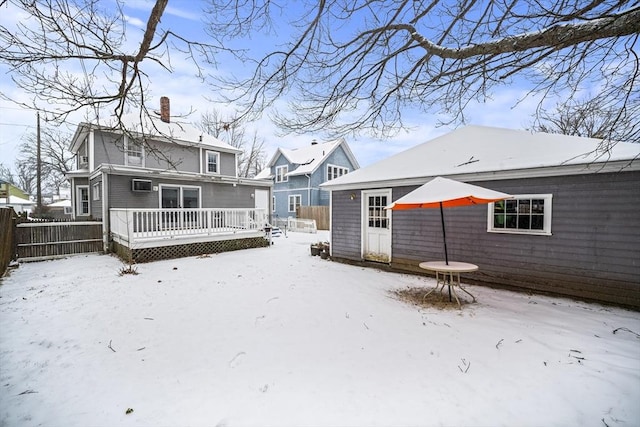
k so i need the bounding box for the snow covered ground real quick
[1,231,639,427]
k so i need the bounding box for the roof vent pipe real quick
[311,139,318,145]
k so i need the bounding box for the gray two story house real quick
[66,99,272,262]
[256,138,359,221]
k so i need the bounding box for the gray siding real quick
[331,190,362,260]
[70,177,89,218]
[77,139,88,168]
[92,130,237,177]
[202,151,236,177]
[146,140,200,173]
[89,175,103,219]
[93,131,123,166]
[109,175,158,209]
[107,175,260,210]
[332,172,640,308]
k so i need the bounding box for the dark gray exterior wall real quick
[331,171,640,308]
[145,140,200,172]
[89,175,103,218]
[107,175,259,210]
[92,130,237,176]
[93,132,122,166]
[331,190,363,260]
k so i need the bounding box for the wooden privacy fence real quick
[16,221,103,261]
[0,207,16,276]
[297,206,330,230]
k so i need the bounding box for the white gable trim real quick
[321,160,640,191]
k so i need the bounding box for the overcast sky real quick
[0,0,546,181]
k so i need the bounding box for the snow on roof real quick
[97,113,241,153]
[48,199,71,207]
[275,138,345,176]
[322,125,640,189]
[254,168,273,180]
[0,195,35,205]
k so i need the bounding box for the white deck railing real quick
[110,208,268,244]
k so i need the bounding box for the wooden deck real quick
[109,208,269,249]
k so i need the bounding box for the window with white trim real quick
[488,194,553,235]
[92,182,101,201]
[125,136,144,166]
[206,151,220,174]
[288,194,301,213]
[367,194,389,229]
[327,164,348,180]
[76,186,89,216]
[276,165,288,183]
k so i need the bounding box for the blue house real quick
[256,138,359,221]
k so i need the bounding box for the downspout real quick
[70,177,76,220]
[306,174,311,206]
[102,170,109,252]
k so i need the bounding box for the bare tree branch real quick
[196,110,266,178]
[0,0,223,133]
[205,0,640,139]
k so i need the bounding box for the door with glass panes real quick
[159,185,201,228]
[362,189,391,262]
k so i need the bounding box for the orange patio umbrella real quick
[387,177,512,265]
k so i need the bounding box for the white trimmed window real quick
[276,165,288,183]
[327,164,348,180]
[125,136,144,166]
[488,194,553,235]
[288,194,301,213]
[92,182,101,201]
[206,151,220,174]
[76,186,89,216]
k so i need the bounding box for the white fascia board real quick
[97,164,272,187]
[69,122,95,153]
[320,160,640,191]
[338,138,360,170]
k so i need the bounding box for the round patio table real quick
[419,261,478,306]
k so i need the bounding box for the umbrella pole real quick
[439,202,452,302]
[439,202,449,265]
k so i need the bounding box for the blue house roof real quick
[257,138,359,178]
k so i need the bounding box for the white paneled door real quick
[362,189,391,262]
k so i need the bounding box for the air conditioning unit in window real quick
[80,156,89,164]
[131,179,153,192]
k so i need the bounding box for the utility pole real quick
[36,111,42,213]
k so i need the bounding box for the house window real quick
[92,182,101,201]
[488,194,553,235]
[206,151,220,174]
[63,206,73,215]
[367,195,389,229]
[76,186,89,216]
[125,136,144,166]
[159,185,201,209]
[327,165,348,180]
[276,165,288,183]
[288,194,301,213]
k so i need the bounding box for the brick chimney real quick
[160,96,170,123]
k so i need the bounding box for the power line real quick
[0,122,35,127]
